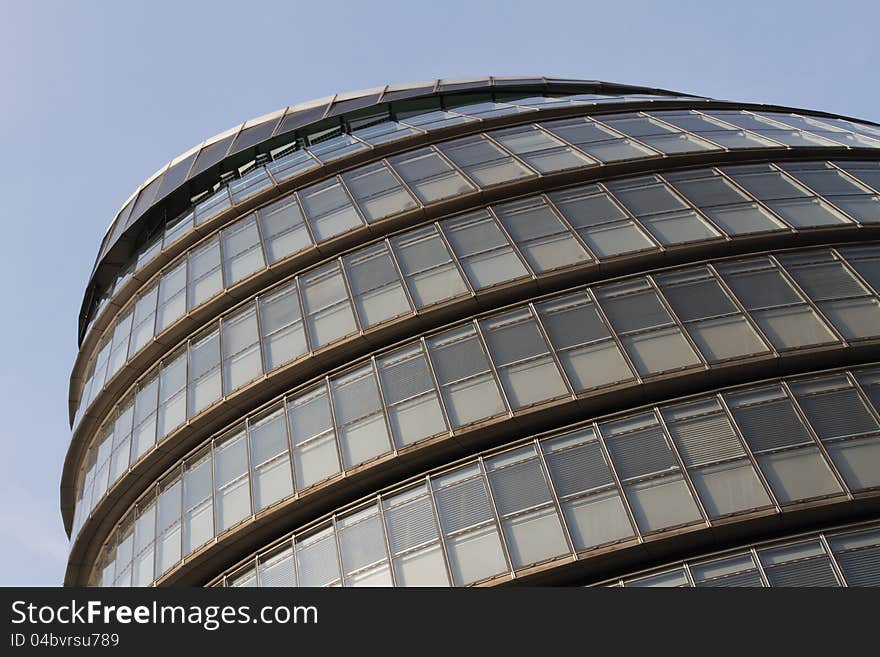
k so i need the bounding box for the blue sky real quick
[0,0,877,586]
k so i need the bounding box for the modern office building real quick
[62,77,880,588]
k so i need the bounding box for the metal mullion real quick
[333,172,370,232]
[779,379,852,499]
[751,547,771,587]
[819,532,849,587]
[596,181,665,252]
[712,168,799,233]
[534,439,577,558]
[767,253,850,347]
[375,494,398,587]
[484,205,538,280]
[472,319,514,417]
[368,357,397,458]
[377,157,426,213]
[704,262,779,358]
[593,423,642,544]
[419,337,454,436]
[654,408,710,525]
[680,561,697,587]
[846,370,880,428]
[530,122,601,169]
[540,192,600,262]
[237,415,255,523]
[330,515,345,587]
[766,163,864,226]
[527,302,576,399]
[645,274,711,370]
[588,290,643,386]
[334,255,364,334]
[382,238,418,314]
[324,376,348,478]
[424,475,457,586]
[478,457,516,578]
[428,144,483,193]
[827,161,880,195]
[290,190,319,250]
[715,393,782,512]
[433,220,477,297]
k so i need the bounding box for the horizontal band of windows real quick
[98,363,880,589]
[70,157,880,437]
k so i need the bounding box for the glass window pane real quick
[257,195,312,263]
[221,215,265,285]
[157,351,187,438]
[388,147,475,204]
[188,237,223,309]
[298,178,363,241]
[441,211,529,289]
[248,405,293,511]
[300,262,358,348]
[337,506,387,580]
[258,281,307,371]
[330,365,392,469]
[344,243,411,328]
[258,546,295,587]
[288,384,340,490]
[342,162,418,222]
[156,476,182,576]
[156,262,186,332]
[221,307,262,395]
[426,325,506,428]
[130,284,159,355]
[490,124,595,173]
[182,452,214,555]
[437,134,534,187]
[295,527,340,587]
[391,226,469,307]
[188,329,221,417]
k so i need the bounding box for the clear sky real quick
[0,0,877,587]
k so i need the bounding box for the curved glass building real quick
[62,77,880,587]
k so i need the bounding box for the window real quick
[779,251,880,341]
[426,325,506,428]
[383,485,449,586]
[266,149,319,183]
[307,133,368,163]
[829,527,880,586]
[758,540,840,587]
[131,499,155,586]
[214,429,251,532]
[248,405,293,511]
[549,185,656,258]
[89,339,112,403]
[606,176,721,245]
[229,167,272,204]
[343,243,411,328]
[257,195,312,263]
[436,134,534,187]
[648,110,779,150]
[195,188,231,226]
[599,413,703,533]
[132,373,159,459]
[109,397,134,484]
[390,225,469,307]
[156,474,182,576]
[299,262,358,348]
[258,281,307,371]
[486,446,569,568]
[295,526,340,587]
[778,162,880,224]
[536,292,634,391]
[722,164,850,227]
[655,267,769,362]
[377,344,447,447]
[691,553,765,587]
[337,505,392,587]
[107,310,133,378]
[221,215,265,286]
[330,365,392,469]
[541,428,634,550]
[662,398,771,517]
[493,197,591,272]
[341,162,418,222]
[287,384,341,490]
[298,178,363,241]
[187,329,221,417]
[182,450,213,556]
[489,124,594,173]
[595,279,701,376]
[598,113,718,154]
[663,168,786,234]
[480,308,568,408]
[432,464,508,585]
[540,117,659,162]
[625,568,690,588]
[440,210,529,289]
[157,350,186,439]
[187,236,223,309]
[90,427,113,506]
[129,284,158,356]
[353,120,421,146]
[257,545,295,587]
[387,147,475,204]
[221,306,262,394]
[156,262,186,332]
[717,258,838,350]
[726,385,844,503]
[164,212,194,248]
[789,374,880,491]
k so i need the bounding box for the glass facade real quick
[64,79,880,589]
